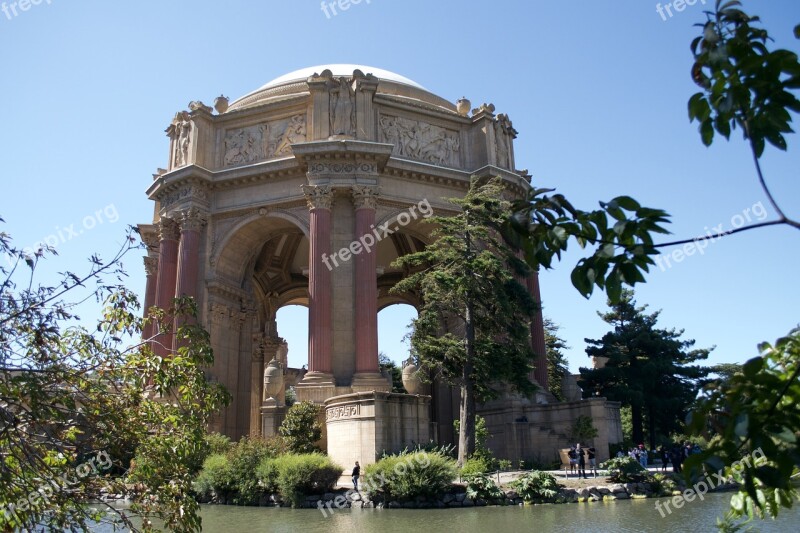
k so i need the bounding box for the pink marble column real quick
[173,208,206,349]
[303,185,334,378]
[353,186,380,375]
[527,271,549,391]
[142,256,158,342]
[154,217,180,356]
[175,208,206,300]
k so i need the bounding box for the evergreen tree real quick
[578,290,710,450]
[544,318,570,402]
[392,177,537,466]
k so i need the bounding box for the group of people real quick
[567,443,597,478]
[615,441,702,473]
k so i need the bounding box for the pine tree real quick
[579,290,710,450]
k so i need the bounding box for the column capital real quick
[143,256,159,276]
[301,184,334,210]
[351,185,380,210]
[157,217,180,242]
[178,207,208,232]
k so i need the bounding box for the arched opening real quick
[276,304,309,370]
[378,303,417,367]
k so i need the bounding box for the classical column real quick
[175,208,206,300]
[351,185,387,391]
[142,256,159,342]
[297,185,335,390]
[527,271,548,391]
[154,217,180,356]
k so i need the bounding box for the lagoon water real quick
[188,492,799,533]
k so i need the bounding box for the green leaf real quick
[795,24,800,39]
[701,119,715,146]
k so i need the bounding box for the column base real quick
[351,372,392,393]
[295,372,337,404]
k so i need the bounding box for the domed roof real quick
[228,64,456,114]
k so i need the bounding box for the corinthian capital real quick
[352,185,380,210]
[178,207,208,232]
[301,184,334,210]
[143,256,159,276]
[157,217,180,242]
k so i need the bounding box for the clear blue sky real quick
[1,0,798,374]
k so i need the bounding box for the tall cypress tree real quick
[392,177,538,466]
[579,290,710,449]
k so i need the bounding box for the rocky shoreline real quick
[202,478,739,510]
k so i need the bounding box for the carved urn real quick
[214,95,229,114]
[456,97,471,117]
[263,358,284,402]
[401,358,423,395]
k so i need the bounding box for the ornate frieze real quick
[379,115,461,168]
[352,185,380,210]
[307,161,377,176]
[223,114,307,167]
[160,185,209,209]
[301,184,334,210]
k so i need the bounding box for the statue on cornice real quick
[330,77,355,137]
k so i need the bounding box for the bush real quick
[497,459,512,471]
[510,471,560,502]
[460,457,492,478]
[465,474,504,502]
[205,432,232,455]
[602,455,648,482]
[363,450,456,502]
[233,438,284,504]
[257,454,343,508]
[193,454,234,501]
[279,401,323,454]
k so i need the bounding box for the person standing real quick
[587,445,597,477]
[576,443,587,479]
[660,446,669,472]
[352,461,361,491]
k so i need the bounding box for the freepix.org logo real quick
[1,0,52,22]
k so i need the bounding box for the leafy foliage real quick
[362,451,456,502]
[392,177,538,465]
[570,415,599,444]
[0,224,229,532]
[689,0,800,157]
[460,457,492,478]
[279,401,322,454]
[510,471,560,502]
[507,190,670,303]
[464,474,504,502]
[378,352,404,393]
[223,437,284,505]
[193,454,234,502]
[686,327,800,522]
[257,454,342,508]
[579,290,710,449]
[601,456,648,483]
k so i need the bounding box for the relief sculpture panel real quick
[379,115,461,168]
[223,114,307,167]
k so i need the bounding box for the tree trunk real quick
[458,299,477,467]
[631,401,644,446]
[648,404,656,451]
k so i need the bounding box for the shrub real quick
[651,472,681,495]
[460,457,492,478]
[363,450,456,502]
[193,454,234,501]
[465,474,504,502]
[205,432,232,455]
[602,456,648,483]
[258,454,343,508]
[511,471,560,502]
[227,437,284,505]
[279,401,322,454]
[497,459,512,471]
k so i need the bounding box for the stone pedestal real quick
[261,400,286,439]
[324,392,431,477]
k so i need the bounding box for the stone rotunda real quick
[138,65,622,469]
